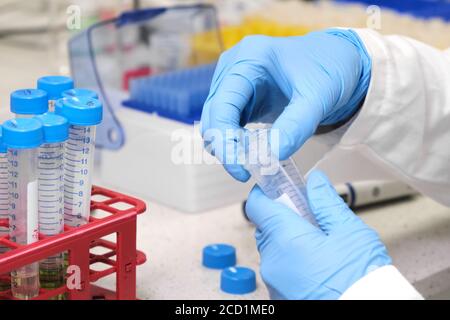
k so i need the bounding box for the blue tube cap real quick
[220,266,256,295]
[202,244,236,269]
[55,97,102,126]
[0,128,7,153]
[34,113,69,143]
[2,118,43,149]
[10,89,48,115]
[62,88,99,100]
[37,76,74,100]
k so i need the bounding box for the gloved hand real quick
[201,29,371,182]
[245,170,392,300]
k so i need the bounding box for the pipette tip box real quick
[123,63,216,124]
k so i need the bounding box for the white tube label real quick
[275,193,300,214]
[27,181,38,244]
[275,193,318,226]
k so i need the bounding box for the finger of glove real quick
[306,170,356,234]
[271,95,323,160]
[201,63,265,182]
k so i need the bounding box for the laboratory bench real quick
[2,41,450,300]
[96,191,450,300]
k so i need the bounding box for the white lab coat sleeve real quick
[339,265,423,300]
[315,28,450,206]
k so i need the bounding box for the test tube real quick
[62,88,98,100]
[34,113,68,291]
[10,89,48,118]
[242,129,317,226]
[37,76,74,112]
[2,118,43,299]
[0,129,9,291]
[55,97,102,227]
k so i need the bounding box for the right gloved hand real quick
[245,170,392,300]
[200,29,371,182]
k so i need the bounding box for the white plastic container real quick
[97,106,419,213]
[97,106,252,213]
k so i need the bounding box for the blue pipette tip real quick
[2,118,43,149]
[55,96,103,126]
[125,63,216,123]
[220,266,256,294]
[202,244,236,269]
[10,89,48,115]
[37,76,74,100]
[34,113,69,143]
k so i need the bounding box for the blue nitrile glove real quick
[201,29,371,182]
[245,170,392,300]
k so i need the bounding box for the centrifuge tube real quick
[0,129,9,291]
[2,118,44,300]
[10,89,48,118]
[37,76,74,112]
[55,97,102,227]
[62,88,98,100]
[242,129,317,226]
[34,113,68,291]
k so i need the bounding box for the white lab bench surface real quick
[1,40,450,300]
[116,194,450,300]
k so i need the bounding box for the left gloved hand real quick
[245,170,392,299]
